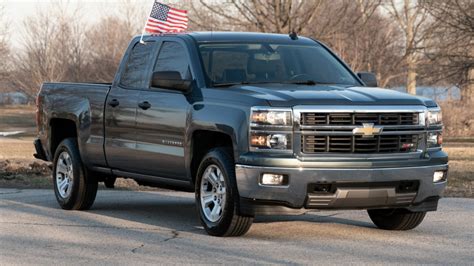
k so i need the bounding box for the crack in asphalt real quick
[131,244,144,253]
[162,230,179,242]
[0,221,183,233]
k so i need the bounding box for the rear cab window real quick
[120,42,156,89]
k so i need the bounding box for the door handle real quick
[108,99,120,107]
[138,101,151,110]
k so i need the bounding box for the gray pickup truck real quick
[34,32,448,236]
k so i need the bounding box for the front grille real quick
[301,113,418,126]
[302,134,421,153]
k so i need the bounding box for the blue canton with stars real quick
[150,2,170,21]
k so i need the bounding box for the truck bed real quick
[37,82,112,167]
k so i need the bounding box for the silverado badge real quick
[352,123,383,137]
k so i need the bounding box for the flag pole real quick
[140,0,156,44]
[139,27,146,44]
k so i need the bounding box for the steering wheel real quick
[290,73,312,81]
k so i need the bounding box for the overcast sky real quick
[2,0,158,47]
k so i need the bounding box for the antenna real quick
[289,31,298,40]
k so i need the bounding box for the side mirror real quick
[151,71,193,93]
[357,72,378,87]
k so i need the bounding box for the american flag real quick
[145,1,188,34]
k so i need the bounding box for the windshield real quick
[198,43,360,87]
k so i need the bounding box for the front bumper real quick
[235,151,448,215]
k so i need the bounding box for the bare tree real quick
[384,0,432,94]
[421,0,474,104]
[191,0,328,34]
[118,0,148,35]
[84,17,135,82]
[0,5,11,84]
[12,3,87,100]
[83,0,150,83]
[303,1,405,88]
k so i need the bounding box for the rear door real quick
[104,41,157,171]
[132,41,192,180]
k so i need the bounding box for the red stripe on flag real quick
[148,18,187,27]
[167,13,188,22]
[146,20,187,30]
[169,7,187,15]
[145,25,185,33]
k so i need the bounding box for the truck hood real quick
[225,84,437,107]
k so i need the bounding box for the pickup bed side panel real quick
[41,83,110,168]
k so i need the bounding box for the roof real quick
[139,31,317,45]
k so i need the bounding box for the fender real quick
[186,102,250,176]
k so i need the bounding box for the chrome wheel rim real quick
[200,164,226,223]
[55,151,73,198]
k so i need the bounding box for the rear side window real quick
[154,42,190,79]
[120,43,155,88]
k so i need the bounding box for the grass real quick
[0,105,37,137]
[442,147,474,197]
[0,104,472,197]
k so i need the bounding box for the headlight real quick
[251,109,292,126]
[427,109,442,126]
[250,133,291,150]
[250,107,293,151]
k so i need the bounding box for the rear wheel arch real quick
[49,118,78,157]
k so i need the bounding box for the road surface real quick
[1,189,472,264]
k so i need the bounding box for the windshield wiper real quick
[212,81,279,87]
[212,81,251,87]
[212,80,332,87]
[282,80,318,85]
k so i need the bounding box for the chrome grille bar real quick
[293,105,427,155]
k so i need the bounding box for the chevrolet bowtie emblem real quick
[352,123,383,137]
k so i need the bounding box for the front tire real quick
[195,148,253,236]
[53,138,98,210]
[368,209,426,230]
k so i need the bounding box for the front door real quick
[133,41,191,180]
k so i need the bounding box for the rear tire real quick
[368,209,426,230]
[195,148,254,236]
[53,138,98,210]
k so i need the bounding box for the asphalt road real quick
[1,189,472,265]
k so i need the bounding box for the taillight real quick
[35,94,41,131]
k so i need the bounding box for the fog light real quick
[261,173,287,186]
[433,171,447,183]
